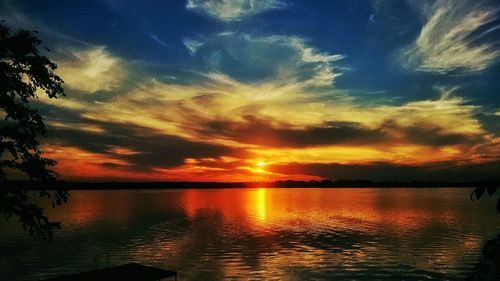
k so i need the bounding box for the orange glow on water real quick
[44,188,479,239]
[32,188,496,281]
[173,188,451,232]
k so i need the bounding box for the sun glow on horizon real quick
[15,0,499,183]
[254,161,269,174]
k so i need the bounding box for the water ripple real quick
[1,188,499,280]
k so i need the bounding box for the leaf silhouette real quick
[471,187,485,201]
[486,187,497,197]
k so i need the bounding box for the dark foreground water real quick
[1,188,499,280]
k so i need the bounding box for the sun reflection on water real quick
[19,188,499,281]
[255,188,267,222]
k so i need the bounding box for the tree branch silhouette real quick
[468,186,499,281]
[0,21,68,240]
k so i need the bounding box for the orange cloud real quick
[29,41,499,182]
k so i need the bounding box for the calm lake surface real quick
[1,188,499,280]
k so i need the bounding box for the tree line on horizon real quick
[3,179,500,190]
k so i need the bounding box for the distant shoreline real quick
[3,180,498,190]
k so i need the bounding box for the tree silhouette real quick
[0,21,68,239]
[468,187,500,281]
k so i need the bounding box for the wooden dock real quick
[39,263,177,281]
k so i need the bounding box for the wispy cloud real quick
[57,47,126,93]
[32,27,499,181]
[182,38,204,55]
[194,33,345,86]
[3,0,499,181]
[402,0,500,73]
[41,45,499,179]
[40,35,497,171]
[149,33,168,47]
[186,0,284,22]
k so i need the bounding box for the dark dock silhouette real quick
[39,263,177,281]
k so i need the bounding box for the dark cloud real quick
[380,120,482,147]
[34,102,245,171]
[270,160,500,182]
[100,162,124,169]
[401,126,476,146]
[201,116,385,147]
[35,103,492,181]
[45,119,244,171]
[198,115,481,148]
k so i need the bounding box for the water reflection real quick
[255,188,267,222]
[0,188,499,280]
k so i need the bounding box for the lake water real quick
[1,188,499,280]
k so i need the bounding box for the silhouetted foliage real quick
[0,21,68,239]
[468,187,500,281]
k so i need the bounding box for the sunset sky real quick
[1,0,499,181]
